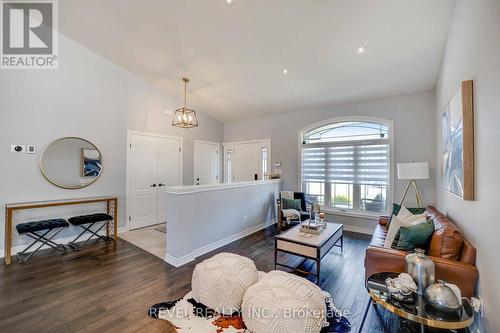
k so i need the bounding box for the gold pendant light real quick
[172,77,199,128]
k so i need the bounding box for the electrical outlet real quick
[243,216,248,223]
[10,144,25,153]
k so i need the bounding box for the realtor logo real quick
[1,0,58,69]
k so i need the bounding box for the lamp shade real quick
[397,162,429,180]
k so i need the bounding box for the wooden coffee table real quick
[274,222,343,284]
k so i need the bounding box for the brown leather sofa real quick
[364,206,478,297]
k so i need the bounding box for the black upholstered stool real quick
[15,218,69,263]
[68,213,113,250]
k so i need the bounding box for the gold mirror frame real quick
[39,137,103,190]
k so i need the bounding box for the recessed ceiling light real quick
[283,69,288,74]
[357,46,367,54]
[225,0,235,5]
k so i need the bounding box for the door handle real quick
[158,183,165,187]
[150,184,157,187]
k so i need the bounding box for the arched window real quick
[299,118,393,214]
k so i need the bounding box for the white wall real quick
[165,180,281,267]
[435,0,500,331]
[224,91,437,231]
[0,34,223,251]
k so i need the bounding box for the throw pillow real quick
[391,203,427,216]
[282,198,302,211]
[393,220,435,252]
[404,212,428,223]
[388,204,427,225]
[384,215,427,248]
[391,218,428,247]
[397,205,414,220]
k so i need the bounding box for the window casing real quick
[300,119,393,215]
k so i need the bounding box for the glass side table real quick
[358,272,474,333]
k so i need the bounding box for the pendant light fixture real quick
[172,77,199,128]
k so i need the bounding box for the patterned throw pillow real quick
[282,198,302,211]
[392,203,427,216]
[388,203,427,225]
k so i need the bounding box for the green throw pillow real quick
[388,203,427,225]
[392,220,435,251]
[282,198,302,211]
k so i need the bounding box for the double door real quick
[128,133,182,230]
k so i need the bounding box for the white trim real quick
[342,224,374,235]
[126,130,184,232]
[322,207,381,220]
[193,139,221,185]
[165,219,277,268]
[165,179,282,195]
[165,252,196,267]
[0,227,128,259]
[222,138,272,146]
[297,116,395,215]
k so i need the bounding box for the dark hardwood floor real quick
[0,225,384,333]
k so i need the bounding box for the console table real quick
[4,196,118,265]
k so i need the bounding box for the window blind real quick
[301,142,390,186]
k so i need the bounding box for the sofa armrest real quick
[378,216,391,226]
[431,256,478,298]
[365,246,478,297]
[365,246,407,276]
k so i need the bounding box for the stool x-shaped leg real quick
[68,221,112,250]
[17,228,67,263]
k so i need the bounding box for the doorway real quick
[223,139,271,182]
[126,131,183,230]
[194,140,220,185]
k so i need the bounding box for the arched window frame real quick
[298,116,394,217]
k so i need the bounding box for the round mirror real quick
[40,137,103,189]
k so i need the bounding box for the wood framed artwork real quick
[442,80,474,200]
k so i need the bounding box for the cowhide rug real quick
[148,291,351,333]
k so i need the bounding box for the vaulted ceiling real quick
[59,0,455,122]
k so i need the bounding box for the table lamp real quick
[397,162,429,207]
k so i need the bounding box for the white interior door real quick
[194,140,219,185]
[128,133,183,230]
[129,134,158,230]
[157,137,182,223]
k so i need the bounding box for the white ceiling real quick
[59,0,455,122]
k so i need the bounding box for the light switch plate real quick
[10,144,25,153]
[26,145,36,154]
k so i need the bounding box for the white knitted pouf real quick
[242,270,327,333]
[191,252,259,315]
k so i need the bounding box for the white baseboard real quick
[165,219,277,268]
[0,226,128,259]
[165,252,196,267]
[343,224,374,235]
